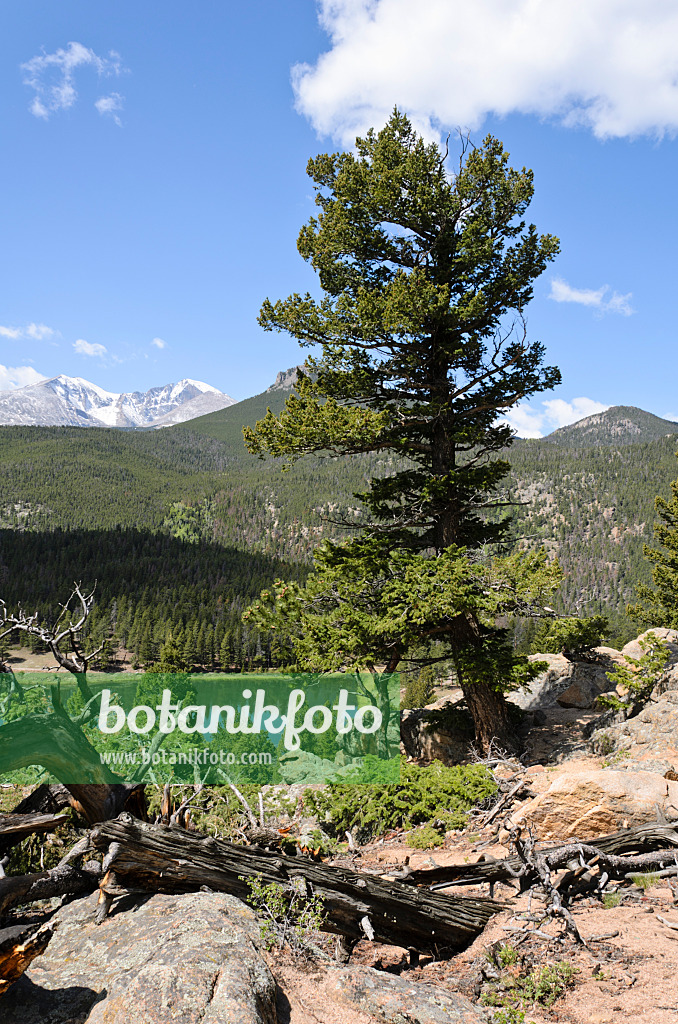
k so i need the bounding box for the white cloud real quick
[0,321,56,340]
[73,339,107,358]
[549,278,634,316]
[21,41,125,121]
[151,337,166,349]
[503,397,609,438]
[294,0,678,144]
[25,322,55,340]
[95,92,124,126]
[0,365,46,390]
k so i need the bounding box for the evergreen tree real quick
[629,453,678,628]
[244,111,561,750]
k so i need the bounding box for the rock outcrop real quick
[590,690,678,764]
[400,707,472,764]
[507,651,623,711]
[1,891,277,1024]
[620,628,678,663]
[331,963,490,1023]
[506,768,678,840]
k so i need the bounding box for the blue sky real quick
[1,1,678,434]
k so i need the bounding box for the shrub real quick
[244,877,326,953]
[304,759,496,841]
[402,665,437,709]
[407,824,445,849]
[533,615,609,660]
[598,632,671,716]
[482,955,578,1014]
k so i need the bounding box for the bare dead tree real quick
[0,583,107,702]
[0,585,147,825]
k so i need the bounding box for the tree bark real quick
[0,714,147,823]
[10,784,72,816]
[459,678,518,754]
[0,861,101,916]
[90,814,505,956]
[404,820,678,888]
[0,922,56,999]
[0,812,68,858]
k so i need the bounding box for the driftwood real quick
[90,814,505,956]
[0,921,56,998]
[406,821,678,889]
[0,813,68,858]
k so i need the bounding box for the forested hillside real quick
[506,433,678,638]
[1,392,677,663]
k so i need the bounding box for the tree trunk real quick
[0,812,69,858]
[0,862,101,916]
[459,679,518,754]
[0,922,56,999]
[90,814,505,956]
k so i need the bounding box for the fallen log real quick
[0,861,101,916]
[90,814,505,956]
[0,812,69,858]
[406,821,678,889]
[10,784,72,816]
[0,921,55,998]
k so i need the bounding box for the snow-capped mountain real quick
[0,375,236,428]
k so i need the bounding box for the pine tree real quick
[244,111,562,751]
[629,454,678,628]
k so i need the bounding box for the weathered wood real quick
[0,861,101,916]
[0,812,68,858]
[0,921,55,998]
[65,784,147,825]
[91,814,505,956]
[7,780,147,827]
[408,821,678,889]
[10,784,72,816]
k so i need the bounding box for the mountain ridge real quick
[542,405,678,447]
[0,374,235,429]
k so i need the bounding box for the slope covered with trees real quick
[1,393,677,662]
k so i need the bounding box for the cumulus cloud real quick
[73,339,107,358]
[0,365,46,390]
[503,397,609,438]
[21,41,125,121]
[294,0,678,144]
[0,322,56,340]
[151,337,166,350]
[549,278,634,316]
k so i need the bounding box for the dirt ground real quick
[267,716,678,1024]
[267,824,678,1023]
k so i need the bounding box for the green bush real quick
[244,877,326,952]
[305,759,496,840]
[598,632,670,716]
[533,615,609,659]
[402,665,437,709]
[482,955,578,1014]
[407,824,445,849]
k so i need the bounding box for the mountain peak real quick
[543,405,678,447]
[0,375,234,429]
